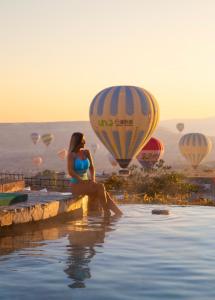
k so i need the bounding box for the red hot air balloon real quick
[136,137,164,169]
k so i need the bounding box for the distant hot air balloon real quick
[41,133,54,147]
[31,132,40,145]
[179,133,212,169]
[90,143,100,155]
[89,86,159,168]
[137,137,164,169]
[176,123,184,133]
[32,156,43,166]
[57,148,68,160]
[108,153,118,167]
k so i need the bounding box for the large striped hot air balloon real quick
[89,86,159,168]
[176,123,184,133]
[41,133,54,147]
[136,137,164,169]
[179,133,212,169]
[31,132,40,145]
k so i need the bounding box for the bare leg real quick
[96,183,111,217]
[106,191,123,216]
[70,182,110,217]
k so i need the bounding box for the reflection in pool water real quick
[64,218,116,288]
[1,205,215,300]
[0,214,119,294]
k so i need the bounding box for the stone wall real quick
[0,181,25,192]
[0,195,88,228]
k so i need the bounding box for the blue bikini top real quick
[73,152,90,175]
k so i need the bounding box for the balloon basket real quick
[118,169,130,176]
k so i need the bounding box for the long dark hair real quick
[69,132,84,153]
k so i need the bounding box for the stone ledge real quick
[0,180,25,193]
[0,194,88,228]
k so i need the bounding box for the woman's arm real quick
[85,149,96,182]
[67,152,83,182]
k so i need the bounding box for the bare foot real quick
[104,210,111,218]
[114,211,123,217]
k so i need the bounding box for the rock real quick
[152,209,169,215]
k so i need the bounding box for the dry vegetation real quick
[103,160,215,206]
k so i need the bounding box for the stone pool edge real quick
[0,195,88,228]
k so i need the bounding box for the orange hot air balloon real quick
[57,149,68,160]
[89,86,159,168]
[32,156,43,166]
[136,137,164,169]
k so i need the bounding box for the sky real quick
[0,0,215,122]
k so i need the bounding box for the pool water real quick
[1,204,215,300]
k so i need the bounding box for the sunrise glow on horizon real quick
[1,0,215,122]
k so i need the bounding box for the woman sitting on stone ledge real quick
[67,132,123,217]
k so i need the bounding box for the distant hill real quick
[0,119,215,175]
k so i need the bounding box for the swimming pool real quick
[1,204,215,300]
